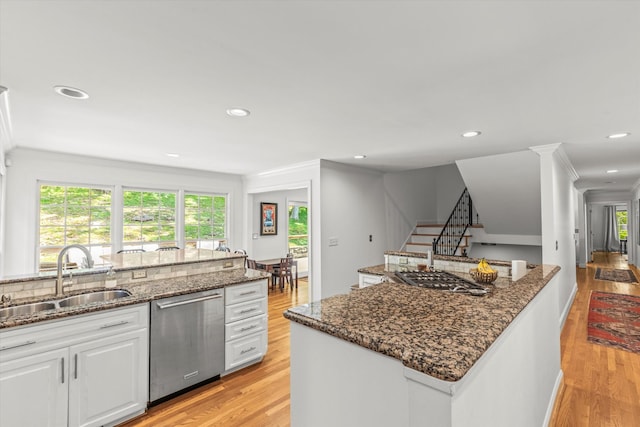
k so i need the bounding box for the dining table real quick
[256,257,298,289]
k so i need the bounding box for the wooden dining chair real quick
[246,258,258,269]
[277,256,294,291]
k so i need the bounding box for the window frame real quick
[183,191,229,250]
[36,181,115,271]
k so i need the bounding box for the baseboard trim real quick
[559,282,578,329]
[544,370,565,427]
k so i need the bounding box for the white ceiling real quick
[1,1,639,191]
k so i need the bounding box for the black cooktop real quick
[394,270,488,295]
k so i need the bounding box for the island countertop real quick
[284,263,560,382]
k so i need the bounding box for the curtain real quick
[603,206,620,252]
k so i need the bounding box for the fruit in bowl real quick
[470,258,498,283]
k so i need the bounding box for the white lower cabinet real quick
[358,272,385,288]
[224,279,268,373]
[0,304,149,427]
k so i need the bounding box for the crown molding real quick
[529,143,579,182]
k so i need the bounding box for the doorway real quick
[287,201,308,277]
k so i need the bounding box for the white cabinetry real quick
[0,304,149,427]
[358,272,385,288]
[224,279,268,373]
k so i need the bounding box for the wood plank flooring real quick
[550,252,640,427]
[122,254,640,427]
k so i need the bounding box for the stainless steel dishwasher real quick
[150,288,225,403]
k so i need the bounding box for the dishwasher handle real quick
[156,293,223,309]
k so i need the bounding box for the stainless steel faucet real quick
[56,244,94,297]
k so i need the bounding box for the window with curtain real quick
[38,184,112,270]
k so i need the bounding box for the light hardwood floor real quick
[550,252,640,427]
[122,254,640,427]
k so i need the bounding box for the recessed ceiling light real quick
[607,132,630,139]
[54,85,89,99]
[604,181,616,184]
[354,155,367,159]
[462,131,481,138]
[166,153,180,158]
[226,108,250,117]
[606,169,618,174]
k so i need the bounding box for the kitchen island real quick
[284,262,562,427]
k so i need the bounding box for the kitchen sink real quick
[0,301,57,320]
[58,290,132,308]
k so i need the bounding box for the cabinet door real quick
[68,329,148,427]
[0,348,68,427]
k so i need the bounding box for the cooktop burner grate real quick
[395,270,488,293]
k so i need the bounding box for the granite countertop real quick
[0,268,270,329]
[284,264,560,382]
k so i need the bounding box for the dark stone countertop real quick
[284,263,560,382]
[0,268,270,329]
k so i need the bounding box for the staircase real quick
[403,188,480,256]
[404,223,477,255]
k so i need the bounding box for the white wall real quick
[320,161,388,297]
[3,148,244,276]
[632,182,640,267]
[457,150,542,236]
[382,164,465,250]
[533,144,578,327]
[249,188,307,261]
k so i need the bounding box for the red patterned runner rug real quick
[587,291,640,353]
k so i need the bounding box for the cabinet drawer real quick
[225,280,267,305]
[0,304,148,361]
[225,298,267,323]
[225,331,267,371]
[225,314,267,342]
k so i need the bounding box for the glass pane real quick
[158,209,175,224]
[123,226,142,242]
[212,224,224,238]
[91,189,111,206]
[199,210,213,223]
[66,207,90,226]
[123,207,142,224]
[142,192,160,208]
[90,207,110,226]
[184,194,199,209]
[66,187,90,205]
[185,225,199,240]
[40,185,66,205]
[141,226,158,242]
[91,226,110,244]
[40,227,65,246]
[158,226,175,241]
[199,196,213,209]
[200,225,214,239]
[214,196,226,211]
[40,206,66,226]
[184,209,199,225]
[123,191,142,207]
[66,227,89,245]
[139,208,157,223]
[160,193,176,208]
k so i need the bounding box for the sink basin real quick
[58,290,132,308]
[0,302,57,320]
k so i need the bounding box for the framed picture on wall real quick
[260,202,278,235]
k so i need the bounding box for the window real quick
[123,190,176,250]
[39,184,111,270]
[184,193,227,249]
[288,202,308,258]
[616,209,627,240]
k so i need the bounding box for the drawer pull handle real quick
[184,371,199,380]
[239,290,257,296]
[240,346,256,355]
[74,354,78,379]
[157,293,222,309]
[100,320,129,329]
[61,357,65,384]
[0,340,36,351]
[240,325,258,332]
[239,308,257,314]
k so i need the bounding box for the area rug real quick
[587,291,640,353]
[594,268,638,283]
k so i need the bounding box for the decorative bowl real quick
[469,268,498,284]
